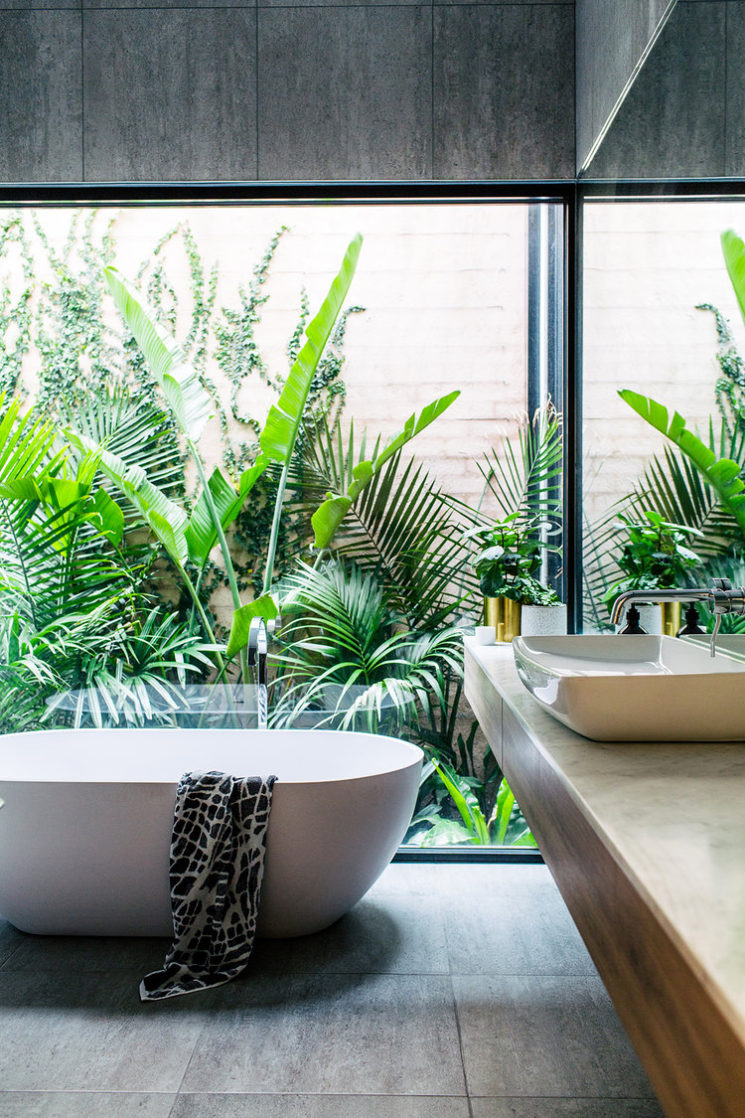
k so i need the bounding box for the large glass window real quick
[0,197,564,850]
[582,197,745,634]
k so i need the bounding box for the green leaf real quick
[260,234,362,465]
[618,389,745,537]
[433,758,485,840]
[185,458,268,568]
[372,390,460,475]
[226,593,279,659]
[420,819,475,847]
[104,267,213,441]
[67,429,189,567]
[85,489,125,546]
[311,391,460,549]
[721,229,745,327]
[311,495,353,550]
[7,612,19,664]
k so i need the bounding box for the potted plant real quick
[454,406,564,641]
[603,510,702,633]
[469,511,565,640]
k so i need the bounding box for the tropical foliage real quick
[0,211,537,848]
[587,227,745,631]
[409,759,535,848]
[453,405,563,607]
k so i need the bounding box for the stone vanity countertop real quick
[465,636,745,1043]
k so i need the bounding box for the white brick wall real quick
[17,204,531,520]
[583,200,745,530]
[13,200,745,589]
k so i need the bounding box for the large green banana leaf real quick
[311,390,460,550]
[721,229,745,325]
[259,235,362,466]
[254,234,363,611]
[184,458,268,569]
[104,267,213,442]
[226,593,278,659]
[618,388,745,537]
[67,430,189,568]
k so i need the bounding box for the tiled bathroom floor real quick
[0,863,665,1117]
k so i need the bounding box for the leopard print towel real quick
[140,770,276,1001]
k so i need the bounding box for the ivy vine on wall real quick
[0,208,364,610]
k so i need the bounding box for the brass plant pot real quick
[484,596,521,643]
[660,601,681,637]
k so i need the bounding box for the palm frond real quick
[478,406,562,525]
[271,560,463,736]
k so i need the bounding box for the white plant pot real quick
[520,603,567,637]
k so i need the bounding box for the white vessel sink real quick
[512,634,745,741]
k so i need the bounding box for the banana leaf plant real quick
[618,388,745,541]
[310,390,460,551]
[618,230,745,548]
[69,236,364,678]
[413,759,535,847]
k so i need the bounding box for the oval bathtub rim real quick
[0,726,424,787]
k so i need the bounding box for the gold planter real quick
[660,601,681,637]
[484,596,521,643]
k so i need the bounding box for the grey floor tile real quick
[0,971,206,1091]
[171,1096,471,1117]
[372,862,443,897]
[181,972,466,1095]
[251,875,449,976]
[455,974,656,1099]
[1,933,168,973]
[0,1094,176,1117]
[437,865,597,976]
[471,1102,664,1118]
[0,919,24,966]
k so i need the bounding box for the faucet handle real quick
[710,580,745,615]
[246,617,268,665]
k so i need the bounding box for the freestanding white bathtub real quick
[0,727,422,938]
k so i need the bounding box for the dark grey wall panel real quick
[0,11,82,182]
[83,9,257,181]
[0,0,78,9]
[257,7,432,180]
[260,0,419,7]
[433,4,574,180]
[84,0,252,9]
[575,0,675,173]
[587,1,725,179]
[440,0,571,4]
[0,1,576,184]
[726,3,745,176]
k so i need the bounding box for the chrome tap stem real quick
[247,618,269,730]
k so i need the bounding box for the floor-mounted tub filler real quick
[0,728,422,938]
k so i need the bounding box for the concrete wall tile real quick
[576,0,675,173]
[725,2,745,176]
[433,5,574,180]
[0,11,82,181]
[588,2,725,179]
[84,0,252,9]
[257,7,432,180]
[83,9,257,181]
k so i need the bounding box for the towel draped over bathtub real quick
[140,770,276,1002]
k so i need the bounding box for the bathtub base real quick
[0,728,422,938]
